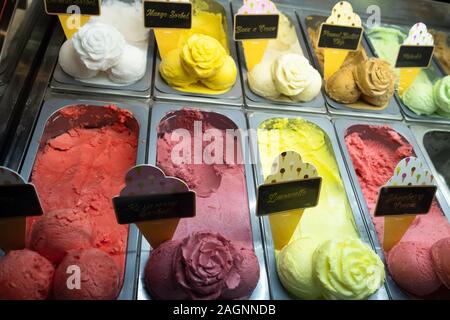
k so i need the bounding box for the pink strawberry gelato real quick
[345,125,450,297]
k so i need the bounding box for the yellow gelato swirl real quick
[202,55,237,90]
[354,58,396,107]
[160,49,196,87]
[181,34,226,79]
[277,238,322,299]
[313,238,385,300]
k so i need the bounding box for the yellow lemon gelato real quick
[257,117,385,299]
[313,238,385,300]
[158,6,237,95]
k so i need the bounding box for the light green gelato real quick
[434,76,450,114]
[403,81,437,115]
[367,25,448,118]
[366,26,406,65]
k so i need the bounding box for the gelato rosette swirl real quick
[272,54,318,97]
[354,58,396,107]
[433,76,450,114]
[181,34,227,79]
[313,238,385,300]
[145,232,259,300]
[72,21,125,71]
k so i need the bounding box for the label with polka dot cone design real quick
[0,167,43,252]
[235,0,279,71]
[374,157,438,252]
[396,23,435,96]
[113,165,196,249]
[318,1,363,80]
[257,151,322,250]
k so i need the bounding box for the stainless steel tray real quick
[137,101,269,300]
[230,2,326,114]
[410,124,450,209]
[153,0,243,107]
[248,110,389,300]
[334,117,450,300]
[296,9,403,120]
[51,36,154,98]
[364,22,450,125]
[19,98,150,300]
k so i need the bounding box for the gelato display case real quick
[0,0,450,301]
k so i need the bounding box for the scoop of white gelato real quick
[272,53,311,96]
[107,44,146,85]
[72,21,125,71]
[294,66,322,102]
[58,39,98,79]
[248,59,279,99]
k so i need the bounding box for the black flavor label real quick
[44,0,101,15]
[317,23,363,51]
[113,191,196,224]
[256,177,322,216]
[0,184,44,218]
[374,185,437,217]
[234,14,279,40]
[144,1,192,29]
[395,45,434,68]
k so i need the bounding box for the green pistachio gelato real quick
[433,76,450,114]
[403,81,437,115]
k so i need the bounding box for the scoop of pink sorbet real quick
[388,241,442,296]
[0,249,55,300]
[52,248,120,300]
[144,240,188,300]
[29,209,93,264]
[431,237,450,289]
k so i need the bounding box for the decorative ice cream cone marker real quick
[396,23,435,97]
[154,29,183,59]
[324,49,349,80]
[235,0,279,72]
[262,151,320,251]
[0,167,43,252]
[373,157,437,252]
[44,1,101,39]
[318,1,363,80]
[58,15,91,39]
[114,165,196,249]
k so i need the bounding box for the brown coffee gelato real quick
[354,58,395,107]
[306,15,397,108]
[325,64,361,104]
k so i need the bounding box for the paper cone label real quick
[235,0,278,71]
[154,29,182,58]
[114,165,196,248]
[395,23,434,95]
[143,0,192,29]
[45,1,100,39]
[376,157,437,251]
[0,167,43,252]
[257,151,321,250]
[58,15,90,39]
[318,1,363,79]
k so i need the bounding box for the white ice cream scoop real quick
[107,44,146,85]
[58,39,98,79]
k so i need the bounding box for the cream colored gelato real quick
[247,13,322,102]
